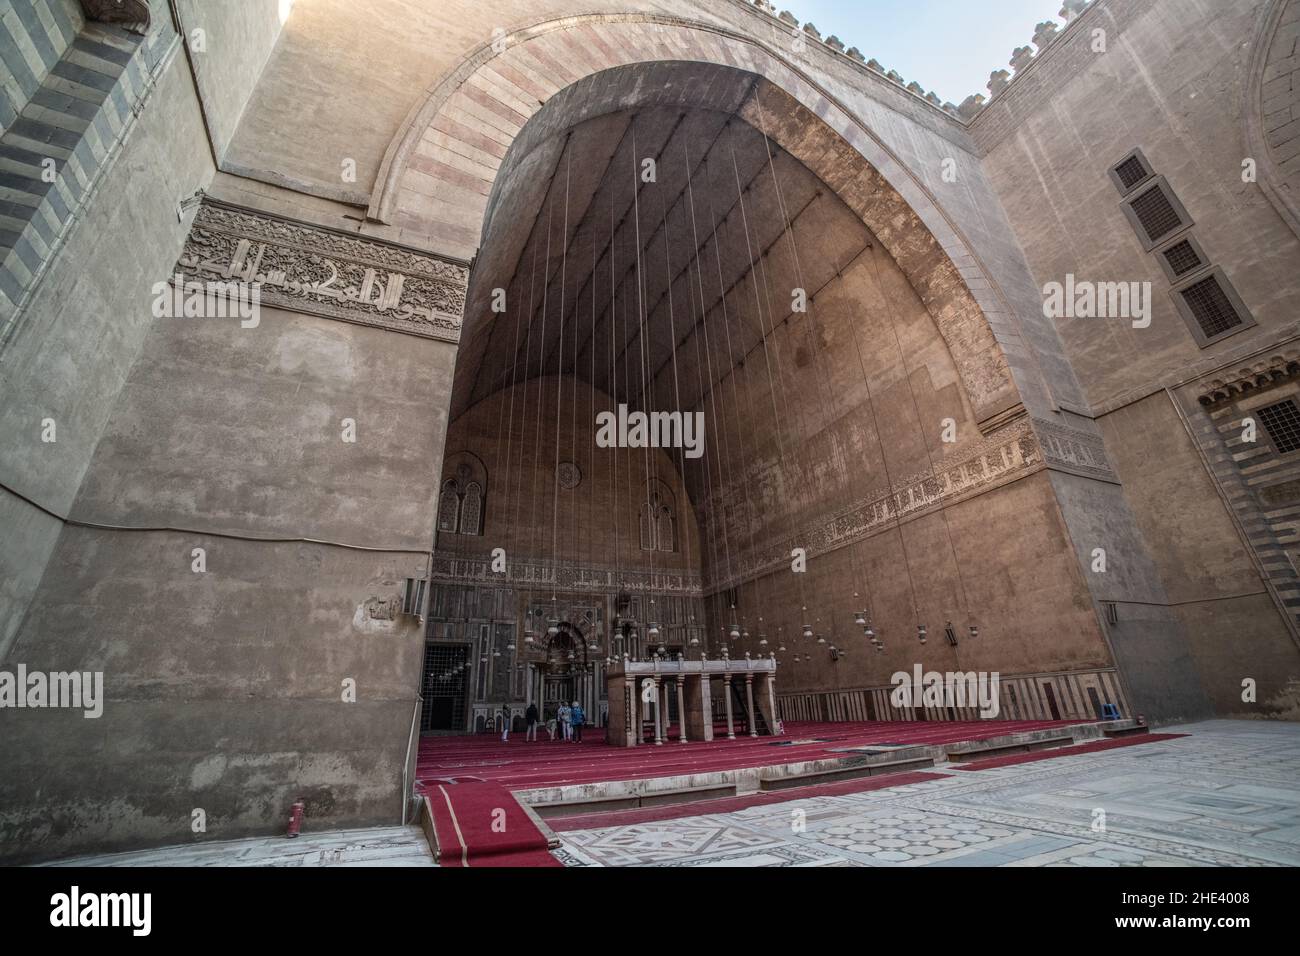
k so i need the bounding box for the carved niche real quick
[80,0,152,35]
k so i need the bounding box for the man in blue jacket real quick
[570,700,585,743]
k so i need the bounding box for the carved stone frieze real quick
[700,415,1043,593]
[428,554,702,595]
[175,199,468,343]
[1031,417,1118,482]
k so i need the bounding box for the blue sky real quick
[780,0,1069,105]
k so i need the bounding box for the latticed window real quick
[437,460,487,535]
[1129,182,1185,245]
[1161,239,1204,279]
[1179,274,1243,339]
[461,482,483,535]
[1114,155,1148,191]
[437,479,461,533]
[639,482,676,552]
[1257,400,1300,454]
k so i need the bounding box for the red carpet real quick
[425,783,561,867]
[416,719,1094,795]
[952,733,1187,771]
[417,719,1102,868]
[548,770,945,831]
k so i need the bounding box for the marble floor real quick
[555,720,1300,868]
[40,720,1300,868]
[46,825,438,868]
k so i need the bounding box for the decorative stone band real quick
[1029,416,1118,483]
[1194,347,1300,408]
[428,554,703,596]
[700,414,1117,595]
[778,665,1129,724]
[175,199,468,343]
[613,658,776,676]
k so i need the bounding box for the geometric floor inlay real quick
[557,720,1300,867]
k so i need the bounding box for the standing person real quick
[525,701,539,742]
[570,700,585,743]
[557,701,572,742]
[500,703,511,742]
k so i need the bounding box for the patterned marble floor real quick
[46,826,437,868]
[554,720,1300,868]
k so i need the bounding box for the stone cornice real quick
[1195,347,1300,408]
[175,199,468,343]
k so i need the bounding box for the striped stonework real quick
[0,8,176,348]
[0,1,84,137]
[1190,369,1300,628]
[777,667,1129,723]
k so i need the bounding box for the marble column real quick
[746,675,758,737]
[766,671,778,734]
[676,678,687,743]
[724,676,735,739]
[653,677,664,745]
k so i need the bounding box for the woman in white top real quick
[557,702,572,741]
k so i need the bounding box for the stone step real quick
[945,733,1076,762]
[531,782,738,819]
[757,754,936,791]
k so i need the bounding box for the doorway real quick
[420,643,470,732]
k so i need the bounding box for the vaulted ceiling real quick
[452,75,876,430]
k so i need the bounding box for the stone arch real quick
[370,14,1026,426]
[1246,0,1300,239]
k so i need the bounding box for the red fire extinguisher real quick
[287,799,305,838]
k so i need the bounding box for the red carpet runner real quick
[426,782,561,868]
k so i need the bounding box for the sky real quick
[777,0,1070,105]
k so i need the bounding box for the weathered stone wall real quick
[1,301,451,862]
[172,0,285,161]
[976,0,1300,720]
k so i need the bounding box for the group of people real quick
[501,701,586,742]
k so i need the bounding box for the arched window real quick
[461,481,483,536]
[639,500,655,551]
[655,502,675,553]
[437,453,488,537]
[437,478,461,533]
[639,479,677,553]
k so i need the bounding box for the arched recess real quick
[1246,0,1300,239]
[369,14,1027,428]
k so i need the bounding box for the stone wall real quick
[977,0,1300,720]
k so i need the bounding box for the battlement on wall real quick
[744,0,1096,124]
